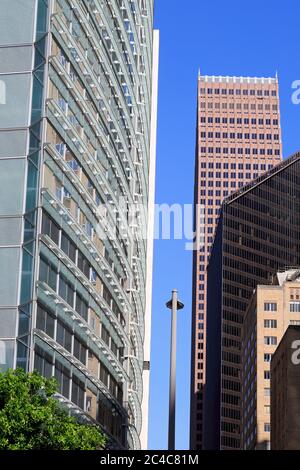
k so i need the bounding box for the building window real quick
[264,302,277,312]
[264,353,272,362]
[42,212,60,245]
[264,423,271,433]
[264,319,277,328]
[264,336,277,345]
[73,336,87,365]
[77,250,90,278]
[76,293,88,321]
[290,302,300,312]
[56,320,72,353]
[264,371,271,380]
[36,303,55,338]
[34,345,53,378]
[71,374,85,409]
[39,256,57,291]
[61,232,76,263]
[264,405,271,414]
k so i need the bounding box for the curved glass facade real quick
[0,0,158,450]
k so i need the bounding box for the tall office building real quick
[271,325,300,450]
[204,151,300,449]
[241,269,300,450]
[0,0,159,450]
[190,73,282,449]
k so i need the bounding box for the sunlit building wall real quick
[0,0,158,450]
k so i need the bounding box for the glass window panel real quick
[67,283,74,307]
[64,329,72,352]
[59,276,66,300]
[0,0,36,45]
[0,46,33,73]
[36,305,45,331]
[44,359,53,378]
[18,311,31,336]
[48,264,57,291]
[56,321,64,346]
[0,340,14,372]
[31,76,44,123]
[0,247,20,306]
[0,159,26,215]
[39,258,48,284]
[0,217,22,245]
[62,374,70,398]
[0,309,17,338]
[80,345,87,365]
[26,161,38,212]
[74,337,80,360]
[16,340,28,370]
[42,212,51,236]
[0,130,27,158]
[20,249,34,304]
[46,312,55,338]
[0,74,31,128]
[34,350,43,374]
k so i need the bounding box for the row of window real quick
[34,343,124,443]
[39,256,89,321]
[290,302,300,312]
[42,212,90,278]
[264,319,277,328]
[264,336,277,345]
[36,303,123,398]
[200,132,280,140]
[41,211,126,327]
[200,162,273,170]
[264,302,277,311]
[201,172,259,180]
[200,102,278,112]
[200,147,280,155]
[200,116,278,125]
[200,87,277,97]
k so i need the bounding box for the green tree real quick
[0,368,106,450]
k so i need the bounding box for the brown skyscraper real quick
[190,73,282,449]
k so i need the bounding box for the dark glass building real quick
[204,151,300,450]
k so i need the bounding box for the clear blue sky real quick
[149,0,300,450]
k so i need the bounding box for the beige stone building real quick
[241,269,300,449]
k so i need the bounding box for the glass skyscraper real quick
[204,151,300,449]
[0,0,159,450]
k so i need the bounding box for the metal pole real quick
[168,289,177,451]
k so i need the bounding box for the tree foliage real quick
[0,368,106,450]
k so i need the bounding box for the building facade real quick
[190,73,282,449]
[0,0,159,450]
[242,270,300,450]
[204,151,300,449]
[271,325,300,450]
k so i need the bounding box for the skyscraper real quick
[190,73,282,449]
[0,0,158,450]
[204,151,300,449]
